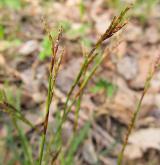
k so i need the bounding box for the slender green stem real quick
[76,55,105,98]
[63,57,88,110]
[60,5,131,137]
[62,55,105,128]
[74,95,82,132]
[46,55,104,163]
[45,6,130,163]
[49,51,110,161]
[117,93,145,165]
[13,118,33,165]
[63,41,103,113]
[38,74,53,165]
[38,50,63,164]
[117,72,154,165]
[39,134,46,165]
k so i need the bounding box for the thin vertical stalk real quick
[38,28,63,165]
[12,118,33,165]
[63,57,88,111]
[46,54,105,163]
[117,70,154,165]
[63,5,131,114]
[38,73,53,165]
[63,54,105,125]
[73,94,82,132]
[45,6,131,163]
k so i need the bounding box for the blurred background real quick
[0,0,160,165]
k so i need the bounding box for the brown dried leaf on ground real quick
[117,55,139,81]
[56,57,83,93]
[125,128,160,159]
[0,54,5,66]
[129,56,151,89]
[18,40,39,56]
[144,26,160,44]
[95,14,111,35]
[124,23,143,42]
[104,77,137,125]
[82,139,98,164]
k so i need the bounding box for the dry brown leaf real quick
[117,55,138,81]
[18,40,39,56]
[0,54,5,65]
[82,139,98,165]
[145,27,159,44]
[125,128,160,160]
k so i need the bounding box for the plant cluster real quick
[2,4,158,165]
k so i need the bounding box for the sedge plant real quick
[44,5,132,164]
[0,88,34,165]
[0,5,131,165]
[117,56,160,165]
[38,25,64,165]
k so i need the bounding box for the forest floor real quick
[0,0,160,165]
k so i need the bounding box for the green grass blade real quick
[64,122,90,165]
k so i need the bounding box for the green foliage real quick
[78,0,86,19]
[134,0,158,22]
[135,0,158,9]
[91,79,117,97]
[11,39,22,46]
[0,39,22,52]
[38,28,63,165]
[0,25,5,39]
[108,0,124,11]
[39,36,51,60]
[59,20,71,32]
[0,89,5,101]
[5,126,22,165]
[80,38,92,49]
[39,31,58,60]
[0,6,130,164]
[66,23,90,39]
[39,22,90,61]
[106,0,159,23]
[0,0,21,10]
[1,87,33,165]
[4,87,20,110]
[63,122,90,165]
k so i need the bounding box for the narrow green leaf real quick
[64,122,90,165]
